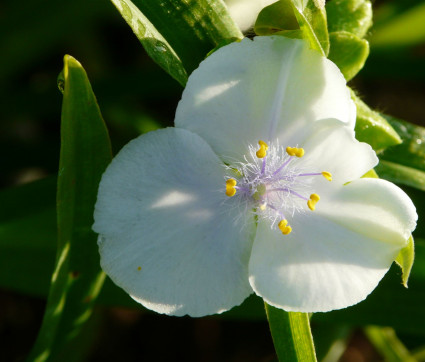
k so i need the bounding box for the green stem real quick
[265,303,317,362]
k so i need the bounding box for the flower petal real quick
[93,128,255,316]
[301,119,378,184]
[248,178,417,312]
[175,36,351,163]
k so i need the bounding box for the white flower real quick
[93,36,417,317]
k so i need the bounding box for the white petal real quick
[175,36,352,163]
[249,179,417,313]
[317,178,417,245]
[93,128,255,317]
[301,119,378,184]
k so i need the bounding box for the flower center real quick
[225,140,332,235]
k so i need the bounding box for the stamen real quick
[256,140,269,158]
[322,171,332,181]
[307,193,320,211]
[278,219,292,235]
[226,178,237,197]
[286,146,304,158]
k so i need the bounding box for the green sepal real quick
[110,0,188,86]
[328,31,369,81]
[254,0,299,36]
[395,236,415,288]
[326,0,372,39]
[352,90,402,152]
[288,0,329,56]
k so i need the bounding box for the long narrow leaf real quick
[28,55,112,361]
[113,0,242,79]
[265,303,317,361]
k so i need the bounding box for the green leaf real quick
[116,0,242,78]
[328,31,369,81]
[375,160,425,192]
[352,91,402,152]
[288,0,329,56]
[380,116,425,173]
[254,1,299,36]
[326,0,372,38]
[365,327,416,362]
[371,2,425,48]
[110,0,188,86]
[28,55,112,361]
[395,236,415,288]
[265,303,317,361]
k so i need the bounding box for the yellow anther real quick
[278,219,292,235]
[256,140,269,158]
[307,193,320,211]
[226,178,237,197]
[322,171,332,181]
[286,147,305,158]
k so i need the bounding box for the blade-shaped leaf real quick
[265,304,317,361]
[110,0,188,86]
[365,327,416,362]
[376,160,425,192]
[28,55,112,361]
[115,0,242,78]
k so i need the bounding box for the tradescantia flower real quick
[93,36,417,317]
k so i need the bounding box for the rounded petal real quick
[175,36,352,163]
[248,178,417,312]
[93,128,255,317]
[301,119,378,184]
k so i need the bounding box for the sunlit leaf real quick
[254,0,299,36]
[289,0,329,56]
[110,0,188,86]
[28,55,112,361]
[395,236,415,288]
[265,304,317,361]
[116,0,242,77]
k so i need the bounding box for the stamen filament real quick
[273,158,292,176]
